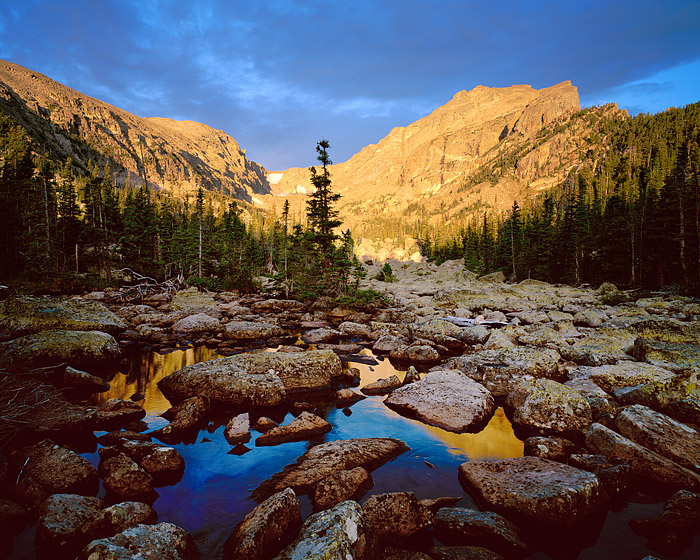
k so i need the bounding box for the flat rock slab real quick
[223,488,302,560]
[0,330,121,372]
[255,412,331,446]
[272,500,378,560]
[222,321,284,341]
[585,423,700,491]
[614,405,700,473]
[251,438,409,501]
[0,295,126,337]
[458,456,607,528]
[586,362,676,393]
[384,371,495,433]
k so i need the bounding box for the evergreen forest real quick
[2,101,700,296]
[424,102,700,293]
[0,122,363,299]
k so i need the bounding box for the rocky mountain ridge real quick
[0,59,270,201]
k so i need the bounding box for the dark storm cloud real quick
[1,0,699,169]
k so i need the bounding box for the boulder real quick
[35,494,104,558]
[586,362,676,393]
[226,412,251,445]
[523,436,577,462]
[255,417,279,432]
[614,372,700,412]
[222,488,302,560]
[77,522,199,560]
[629,339,700,371]
[665,398,700,426]
[8,440,99,511]
[161,396,209,434]
[383,548,432,560]
[563,377,618,422]
[93,399,146,431]
[509,379,592,438]
[629,490,700,550]
[251,438,409,501]
[458,326,490,345]
[0,330,121,372]
[573,309,608,328]
[138,446,186,487]
[100,453,157,503]
[629,317,700,344]
[458,456,607,528]
[0,499,26,538]
[449,347,560,398]
[567,454,634,502]
[478,271,506,283]
[384,371,495,433]
[0,295,126,337]
[86,501,158,538]
[614,405,700,473]
[584,423,700,491]
[336,388,366,407]
[361,375,402,396]
[172,313,221,336]
[373,335,407,354]
[418,497,462,513]
[61,366,111,392]
[362,492,432,543]
[312,467,373,511]
[561,329,636,366]
[158,360,287,408]
[223,321,285,341]
[171,287,218,314]
[339,322,372,338]
[256,412,331,446]
[390,344,441,364]
[272,500,378,560]
[433,507,527,556]
[302,328,341,344]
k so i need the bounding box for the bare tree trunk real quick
[679,187,689,285]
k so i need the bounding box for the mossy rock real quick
[0,295,127,338]
[170,288,218,312]
[630,339,700,372]
[616,372,700,411]
[0,330,122,372]
[629,318,700,345]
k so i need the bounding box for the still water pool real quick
[8,346,700,559]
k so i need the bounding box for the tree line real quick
[423,102,700,292]
[0,118,363,299]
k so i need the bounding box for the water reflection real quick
[91,346,223,415]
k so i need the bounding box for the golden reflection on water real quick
[92,346,222,416]
[422,407,524,460]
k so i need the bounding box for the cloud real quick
[2,0,700,169]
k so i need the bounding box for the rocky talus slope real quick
[0,59,270,201]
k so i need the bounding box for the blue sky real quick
[1,0,699,170]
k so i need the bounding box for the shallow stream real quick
[8,346,699,559]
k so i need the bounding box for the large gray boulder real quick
[222,488,302,560]
[159,350,342,408]
[77,522,200,560]
[0,295,126,337]
[272,500,378,560]
[251,438,409,501]
[384,370,496,433]
[0,330,121,372]
[458,456,607,528]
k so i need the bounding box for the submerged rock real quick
[222,488,302,560]
[458,456,607,528]
[251,438,409,501]
[384,370,495,433]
